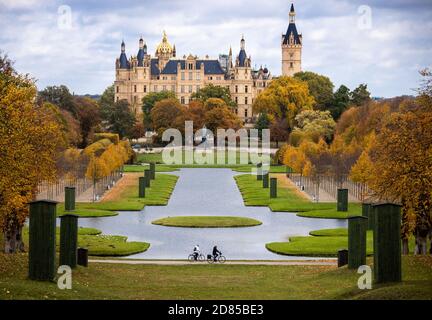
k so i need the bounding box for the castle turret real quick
[281,3,302,76]
[119,40,129,69]
[137,37,145,66]
[236,35,250,67]
[155,31,174,70]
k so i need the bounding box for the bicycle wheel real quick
[188,254,196,262]
[218,255,226,263]
[198,254,205,262]
[207,256,214,264]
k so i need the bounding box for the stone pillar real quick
[257,163,262,181]
[348,216,368,269]
[64,186,76,211]
[338,249,348,267]
[373,203,402,283]
[150,162,156,180]
[60,214,78,268]
[362,203,373,230]
[139,176,146,198]
[28,200,58,281]
[337,188,348,212]
[77,248,88,267]
[144,169,151,187]
[270,178,277,198]
[263,172,269,188]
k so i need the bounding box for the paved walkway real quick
[89,259,337,266]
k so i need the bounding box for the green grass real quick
[266,228,426,257]
[123,164,179,172]
[266,231,374,257]
[234,173,361,219]
[57,173,178,217]
[20,227,149,257]
[152,216,262,228]
[0,253,430,299]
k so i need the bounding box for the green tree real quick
[103,99,136,138]
[294,71,334,111]
[74,96,101,147]
[330,85,351,119]
[191,84,236,107]
[142,91,176,130]
[290,110,336,144]
[254,113,271,138]
[350,83,371,106]
[38,85,77,116]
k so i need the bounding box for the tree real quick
[330,85,351,120]
[38,85,77,116]
[254,113,271,138]
[151,98,187,142]
[0,55,64,253]
[101,99,136,138]
[204,105,242,133]
[99,84,115,120]
[350,83,371,106]
[185,100,206,131]
[74,96,101,147]
[368,95,432,254]
[191,84,236,107]
[141,91,176,131]
[270,118,289,147]
[252,76,314,131]
[290,110,336,145]
[294,71,334,111]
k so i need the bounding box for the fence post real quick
[60,214,78,268]
[373,203,402,284]
[262,172,269,188]
[77,248,88,267]
[144,169,151,187]
[337,249,348,267]
[270,177,277,198]
[139,176,146,198]
[337,188,348,212]
[64,186,76,211]
[28,200,58,281]
[348,216,368,269]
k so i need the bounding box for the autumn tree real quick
[38,85,77,116]
[350,83,371,106]
[204,104,242,133]
[252,76,314,131]
[74,96,101,147]
[290,110,336,145]
[141,91,176,130]
[0,55,65,253]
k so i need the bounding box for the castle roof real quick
[150,58,225,76]
[119,52,129,69]
[282,22,301,45]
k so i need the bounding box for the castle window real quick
[196,72,200,80]
[235,85,238,93]
[245,97,248,104]
[245,85,248,93]
[171,85,175,92]
[290,62,293,68]
[181,72,185,80]
[188,63,193,70]
[154,85,158,92]
[181,96,185,104]
[163,85,167,91]
[216,76,221,80]
[116,86,119,93]
[134,85,137,93]
[188,85,192,93]
[208,76,213,80]
[171,76,176,80]
[134,95,137,103]
[196,85,200,91]
[144,85,147,93]
[235,97,238,104]
[245,109,248,118]
[189,72,193,80]
[181,85,185,93]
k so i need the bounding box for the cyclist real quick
[193,244,200,261]
[212,245,221,262]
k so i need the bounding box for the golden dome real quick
[155,31,173,55]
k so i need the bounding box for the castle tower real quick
[155,31,174,71]
[281,3,302,76]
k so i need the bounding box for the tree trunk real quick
[4,225,25,254]
[414,230,428,255]
[401,238,409,255]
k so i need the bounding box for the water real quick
[78,168,346,260]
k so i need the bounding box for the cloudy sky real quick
[1,0,431,97]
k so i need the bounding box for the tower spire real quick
[289,3,295,24]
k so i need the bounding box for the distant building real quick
[114,3,302,124]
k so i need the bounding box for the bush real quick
[83,138,112,157]
[93,133,120,145]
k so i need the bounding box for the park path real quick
[89,259,337,266]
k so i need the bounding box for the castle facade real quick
[114,3,302,124]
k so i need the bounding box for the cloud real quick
[0,0,431,97]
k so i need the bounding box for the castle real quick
[114,3,302,124]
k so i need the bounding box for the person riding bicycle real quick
[193,244,200,260]
[212,245,221,261]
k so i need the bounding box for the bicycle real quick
[188,252,205,262]
[207,253,226,264]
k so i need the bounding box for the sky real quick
[0,0,431,97]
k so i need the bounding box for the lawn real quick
[266,228,425,257]
[0,253,430,299]
[234,173,361,219]
[20,227,150,257]
[152,216,262,228]
[57,173,178,217]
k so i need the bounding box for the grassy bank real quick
[57,173,178,217]
[234,173,361,219]
[0,253,430,299]
[20,227,149,257]
[152,216,262,228]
